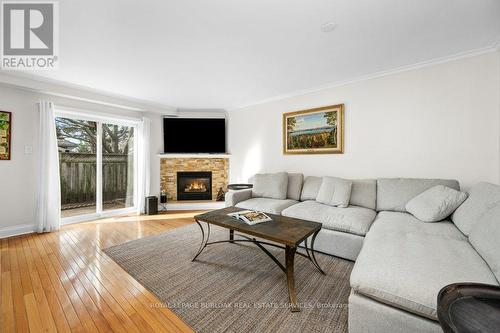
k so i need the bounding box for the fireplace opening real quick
[177,171,212,200]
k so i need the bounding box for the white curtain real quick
[137,117,151,214]
[35,101,61,232]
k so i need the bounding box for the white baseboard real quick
[0,223,35,239]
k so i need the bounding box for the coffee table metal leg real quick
[229,229,234,243]
[309,230,326,275]
[192,220,211,262]
[285,245,300,312]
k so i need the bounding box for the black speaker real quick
[160,194,167,203]
[145,196,158,215]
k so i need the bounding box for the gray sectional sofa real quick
[225,173,500,332]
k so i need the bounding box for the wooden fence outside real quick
[59,152,133,207]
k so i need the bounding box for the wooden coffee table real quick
[438,283,500,333]
[192,206,325,312]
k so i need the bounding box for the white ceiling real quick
[13,0,500,109]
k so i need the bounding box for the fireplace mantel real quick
[157,153,230,159]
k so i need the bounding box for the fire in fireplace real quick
[177,171,212,200]
[184,181,207,193]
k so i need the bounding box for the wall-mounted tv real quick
[163,117,226,153]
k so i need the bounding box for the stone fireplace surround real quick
[160,157,229,202]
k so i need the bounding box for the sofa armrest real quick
[225,189,252,207]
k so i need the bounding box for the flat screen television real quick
[163,117,226,153]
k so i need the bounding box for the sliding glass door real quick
[56,117,98,218]
[55,114,138,221]
[102,123,135,211]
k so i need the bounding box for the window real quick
[102,123,135,211]
[55,112,138,222]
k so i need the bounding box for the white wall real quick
[228,51,500,190]
[498,49,500,182]
[0,85,160,234]
[0,87,39,233]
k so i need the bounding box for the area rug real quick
[104,223,353,333]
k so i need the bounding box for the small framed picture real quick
[283,104,344,154]
[0,111,12,160]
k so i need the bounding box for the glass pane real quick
[56,117,97,218]
[102,123,135,211]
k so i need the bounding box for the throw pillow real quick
[287,173,304,201]
[251,172,288,199]
[300,176,322,201]
[405,185,468,222]
[316,176,353,208]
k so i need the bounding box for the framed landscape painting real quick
[0,111,12,160]
[283,104,344,154]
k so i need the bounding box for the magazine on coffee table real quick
[227,210,272,225]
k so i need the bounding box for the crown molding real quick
[0,72,177,114]
[231,44,500,111]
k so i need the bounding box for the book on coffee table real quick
[227,210,272,225]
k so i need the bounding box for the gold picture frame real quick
[283,104,344,155]
[0,111,12,160]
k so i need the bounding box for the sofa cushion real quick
[282,200,376,236]
[251,172,288,199]
[300,176,377,209]
[287,173,303,201]
[350,179,377,210]
[316,176,353,208]
[405,185,468,222]
[300,176,322,201]
[452,182,500,236]
[368,211,467,241]
[376,178,460,212]
[469,205,500,282]
[235,198,298,215]
[350,211,498,320]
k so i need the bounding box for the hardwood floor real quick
[0,211,202,333]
